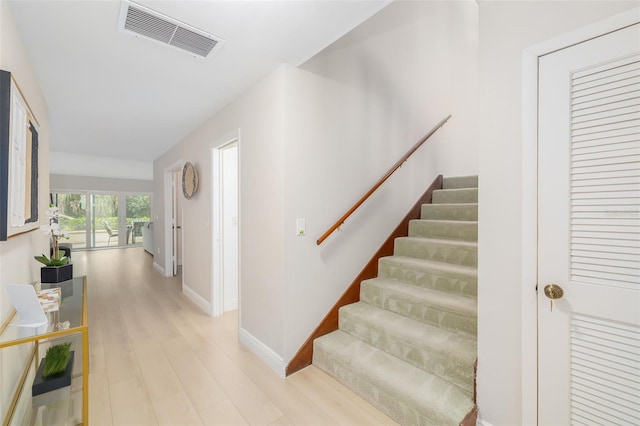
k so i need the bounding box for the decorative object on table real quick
[56,321,70,331]
[32,342,74,396]
[36,287,61,313]
[4,283,48,329]
[35,206,72,283]
[182,161,199,199]
[42,342,72,377]
[39,264,72,283]
[0,70,40,241]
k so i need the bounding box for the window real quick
[53,191,151,249]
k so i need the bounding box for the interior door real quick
[172,170,179,276]
[538,24,640,425]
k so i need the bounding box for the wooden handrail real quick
[316,114,451,245]
[287,175,443,375]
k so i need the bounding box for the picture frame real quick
[0,70,40,241]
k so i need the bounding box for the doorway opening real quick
[164,161,183,280]
[211,133,239,317]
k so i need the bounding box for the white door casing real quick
[538,23,640,425]
[222,143,239,312]
[172,170,178,276]
[211,131,240,317]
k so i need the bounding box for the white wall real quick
[50,174,152,193]
[154,67,287,360]
[155,0,479,374]
[49,151,152,180]
[0,1,50,420]
[281,0,478,361]
[477,2,638,425]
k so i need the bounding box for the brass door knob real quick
[543,284,564,312]
[544,284,564,300]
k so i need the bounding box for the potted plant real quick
[34,206,72,283]
[32,342,75,396]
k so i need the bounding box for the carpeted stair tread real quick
[432,188,478,204]
[442,176,478,189]
[394,237,477,267]
[360,278,477,336]
[421,203,478,221]
[339,301,476,394]
[313,330,475,426]
[313,175,479,425]
[378,255,477,296]
[409,219,478,242]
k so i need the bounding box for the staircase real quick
[313,176,478,425]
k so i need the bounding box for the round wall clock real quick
[182,162,199,199]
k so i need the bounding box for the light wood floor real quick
[75,248,398,426]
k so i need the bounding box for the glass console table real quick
[0,276,88,426]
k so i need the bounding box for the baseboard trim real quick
[182,284,213,315]
[476,419,494,426]
[239,327,285,378]
[152,261,165,276]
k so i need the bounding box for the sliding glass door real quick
[55,193,87,249]
[53,191,151,249]
[91,194,119,248]
[126,195,151,245]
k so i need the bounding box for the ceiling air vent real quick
[118,0,224,58]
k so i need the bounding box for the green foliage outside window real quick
[126,195,150,219]
[55,194,150,231]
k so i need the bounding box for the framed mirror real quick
[0,70,39,241]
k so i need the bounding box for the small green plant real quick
[42,342,72,378]
[34,254,69,267]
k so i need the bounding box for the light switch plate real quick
[296,219,306,236]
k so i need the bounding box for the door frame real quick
[211,129,240,317]
[521,8,640,426]
[164,159,183,279]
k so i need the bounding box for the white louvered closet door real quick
[539,23,640,425]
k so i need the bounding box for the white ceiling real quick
[8,0,391,162]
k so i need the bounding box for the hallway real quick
[77,248,396,425]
